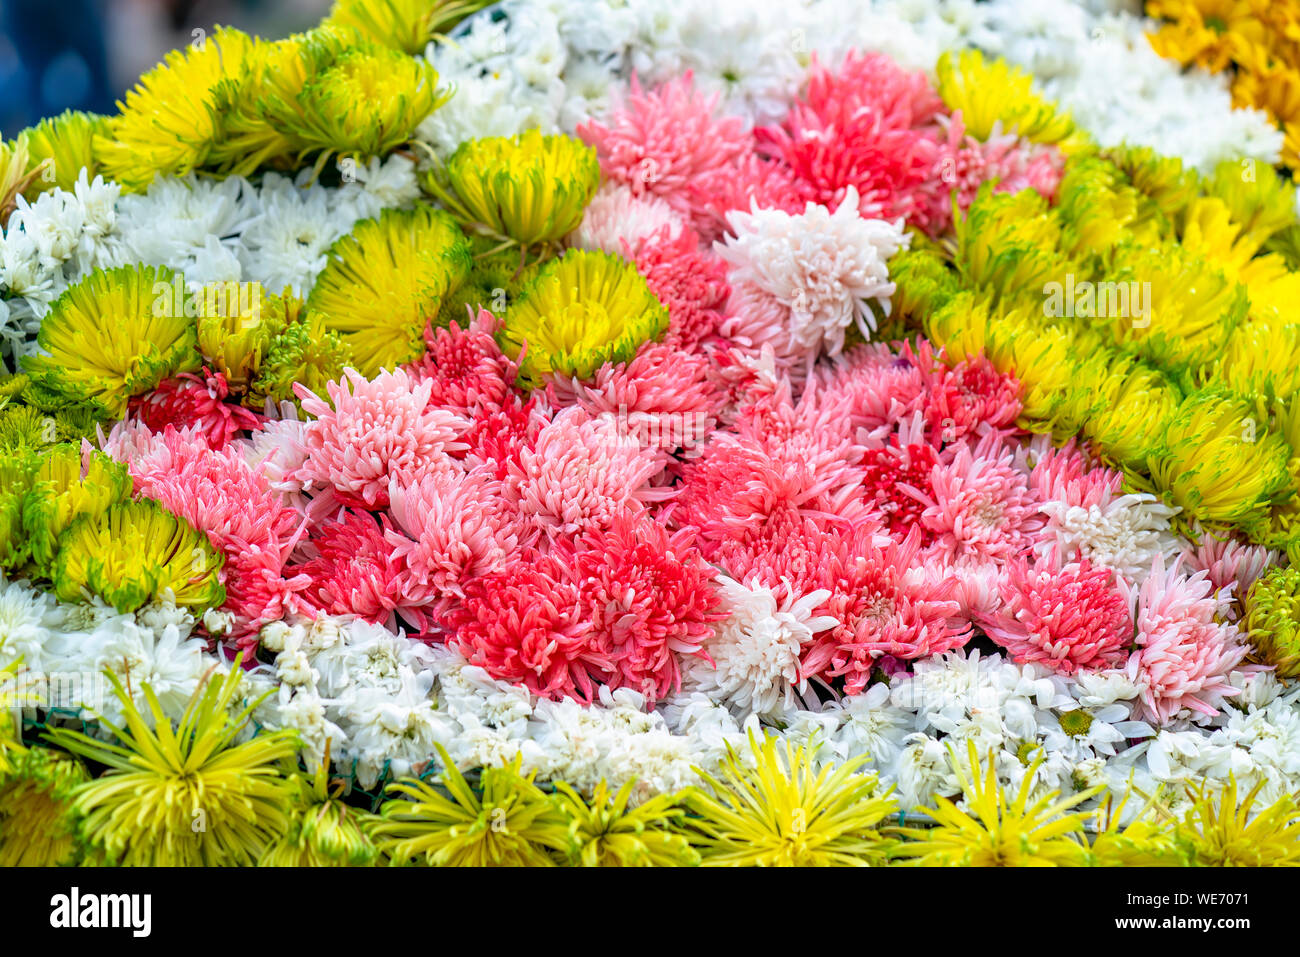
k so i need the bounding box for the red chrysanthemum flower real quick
[405,308,522,418]
[295,510,415,627]
[129,368,260,448]
[632,226,731,351]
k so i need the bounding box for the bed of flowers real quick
[2,0,1300,867]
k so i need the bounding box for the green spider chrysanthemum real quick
[683,732,897,867]
[22,442,133,573]
[888,247,960,329]
[47,660,299,867]
[501,249,668,387]
[374,747,569,866]
[934,49,1077,145]
[1102,144,1200,226]
[0,746,90,866]
[1243,565,1300,677]
[16,109,109,197]
[890,741,1097,867]
[1147,387,1293,528]
[432,130,600,248]
[324,0,492,54]
[22,264,200,420]
[1177,776,1300,866]
[1076,352,1183,471]
[553,779,699,867]
[260,750,379,867]
[51,500,225,614]
[0,454,37,570]
[951,186,1068,307]
[94,27,258,191]
[307,205,471,377]
[196,284,290,396]
[248,310,357,409]
[1087,792,1189,867]
[1204,157,1297,246]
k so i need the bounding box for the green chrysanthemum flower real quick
[0,746,90,866]
[16,109,109,197]
[952,186,1069,307]
[22,264,200,420]
[260,754,379,867]
[501,249,668,387]
[196,284,289,396]
[249,310,357,409]
[1077,353,1184,472]
[0,454,38,571]
[373,748,569,866]
[553,779,699,867]
[307,205,471,377]
[888,247,960,329]
[1205,157,1297,246]
[1243,565,1300,678]
[22,442,133,573]
[51,500,225,614]
[1147,387,1293,528]
[433,130,600,248]
[47,660,299,867]
[324,0,491,54]
[935,49,1076,145]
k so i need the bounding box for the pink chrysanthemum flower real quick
[551,509,723,703]
[983,554,1132,675]
[1026,438,1120,509]
[295,510,412,626]
[569,181,684,256]
[718,186,908,374]
[443,553,595,700]
[129,368,260,448]
[1123,555,1248,725]
[404,309,520,418]
[503,406,670,546]
[859,413,942,539]
[550,340,721,454]
[689,149,812,241]
[911,342,1023,445]
[756,52,955,233]
[294,367,468,513]
[1181,532,1277,614]
[915,434,1043,565]
[462,394,550,481]
[632,225,730,351]
[577,72,749,235]
[386,463,520,617]
[110,423,311,643]
[811,342,926,438]
[980,128,1066,202]
[799,525,970,693]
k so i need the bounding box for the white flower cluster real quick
[0,155,420,370]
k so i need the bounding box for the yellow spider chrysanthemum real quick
[0,746,90,866]
[1215,313,1300,402]
[1204,157,1298,246]
[0,139,44,224]
[1147,387,1293,527]
[888,248,960,329]
[951,186,1067,307]
[934,49,1076,145]
[891,741,1097,867]
[1177,776,1300,866]
[51,499,226,614]
[553,779,699,867]
[260,749,379,867]
[500,249,669,387]
[0,454,37,570]
[22,264,200,420]
[47,660,299,867]
[307,205,471,377]
[16,109,109,197]
[324,0,492,54]
[1057,156,1146,259]
[1087,791,1189,867]
[22,442,133,572]
[1078,353,1184,471]
[248,310,357,408]
[683,732,897,867]
[434,130,601,248]
[95,27,258,191]
[374,747,570,866]
[1103,144,1200,225]
[196,284,290,396]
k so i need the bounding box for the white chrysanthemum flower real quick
[333,669,453,789]
[718,187,908,369]
[682,577,837,719]
[115,174,260,277]
[1071,667,1142,708]
[829,682,913,769]
[0,575,61,673]
[1037,492,1180,584]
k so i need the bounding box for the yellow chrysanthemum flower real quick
[307,205,471,377]
[51,500,226,614]
[0,454,38,570]
[0,746,90,866]
[432,130,601,249]
[374,747,570,866]
[248,309,357,409]
[935,49,1077,145]
[951,186,1067,306]
[1103,144,1200,225]
[1146,0,1265,73]
[196,284,290,396]
[16,109,109,197]
[553,779,699,867]
[325,0,491,54]
[95,27,257,191]
[47,660,299,867]
[1215,313,1300,402]
[1057,156,1147,259]
[260,750,379,867]
[22,264,200,420]
[1242,564,1300,677]
[1230,63,1300,174]
[891,741,1097,867]
[1177,776,1300,866]
[683,733,897,867]
[1204,157,1298,245]
[500,249,669,387]
[1088,792,1189,867]
[1078,353,1184,471]
[22,442,133,573]
[1147,387,1293,527]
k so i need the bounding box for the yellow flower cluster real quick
[1147,0,1300,175]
